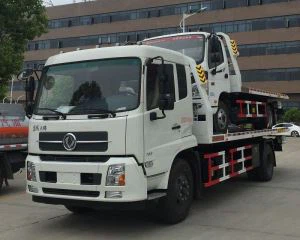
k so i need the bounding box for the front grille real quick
[42,188,100,197]
[81,173,101,185]
[39,171,101,185]
[39,132,108,152]
[40,155,109,162]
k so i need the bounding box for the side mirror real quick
[25,103,34,117]
[145,56,175,114]
[210,35,220,53]
[158,68,174,111]
[26,76,36,103]
[25,77,36,118]
[159,93,174,111]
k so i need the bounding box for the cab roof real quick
[143,31,209,43]
[45,45,193,67]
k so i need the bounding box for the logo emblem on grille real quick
[62,133,77,151]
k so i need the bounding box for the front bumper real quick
[32,196,146,210]
[26,155,147,203]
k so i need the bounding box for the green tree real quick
[282,108,300,123]
[0,0,48,100]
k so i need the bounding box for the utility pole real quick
[179,7,207,33]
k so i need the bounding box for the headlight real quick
[106,164,125,186]
[27,161,37,182]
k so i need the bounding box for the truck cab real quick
[26,45,197,207]
[143,32,240,106]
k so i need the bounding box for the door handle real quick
[172,124,181,130]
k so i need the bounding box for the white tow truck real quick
[143,32,288,133]
[25,42,286,223]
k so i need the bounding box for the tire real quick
[291,131,299,137]
[65,205,92,214]
[0,168,4,193]
[247,143,275,182]
[155,159,194,224]
[266,105,275,129]
[214,101,229,133]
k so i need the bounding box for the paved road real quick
[1,138,300,240]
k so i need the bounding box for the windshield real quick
[35,58,141,115]
[144,35,205,64]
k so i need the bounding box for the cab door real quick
[207,36,230,107]
[143,62,191,177]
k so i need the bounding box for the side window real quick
[208,38,224,69]
[146,64,175,110]
[176,64,187,100]
[275,124,283,128]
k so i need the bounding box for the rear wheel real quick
[291,131,299,137]
[266,105,275,129]
[247,143,275,182]
[0,168,4,193]
[65,206,93,214]
[214,101,229,133]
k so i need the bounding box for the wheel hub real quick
[176,175,190,204]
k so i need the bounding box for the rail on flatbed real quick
[211,128,287,143]
[242,87,289,100]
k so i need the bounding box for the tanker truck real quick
[0,103,28,192]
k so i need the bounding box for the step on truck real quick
[25,43,286,223]
[0,104,28,192]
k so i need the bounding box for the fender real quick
[153,135,198,190]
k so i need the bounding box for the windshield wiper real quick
[68,107,117,118]
[36,108,67,120]
[85,108,117,118]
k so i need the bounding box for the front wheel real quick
[156,159,194,224]
[213,101,229,133]
[291,131,299,137]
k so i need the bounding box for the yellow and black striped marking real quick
[230,39,239,56]
[196,65,207,84]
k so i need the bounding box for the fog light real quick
[28,185,38,193]
[105,191,123,199]
[106,164,125,186]
[27,161,37,182]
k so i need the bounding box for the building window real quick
[80,16,92,25]
[242,68,300,82]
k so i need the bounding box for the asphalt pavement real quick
[0,138,300,240]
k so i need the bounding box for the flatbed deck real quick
[212,128,287,143]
